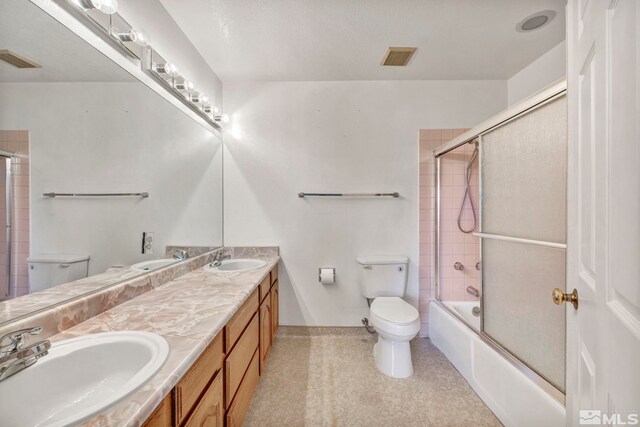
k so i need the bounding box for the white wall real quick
[507,41,566,106]
[223,80,506,326]
[0,82,223,276]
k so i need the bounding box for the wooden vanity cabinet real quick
[142,394,173,427]
[271,280,279,337]
[259,291,272,373]
[143,265,280,427]
[184,372,224,427]
[174,332,224,426]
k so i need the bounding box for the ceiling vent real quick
[0,50,40,68]
[380,47,417,66]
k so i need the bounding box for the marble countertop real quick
[48,249,280,427]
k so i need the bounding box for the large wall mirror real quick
[0,0,223,323]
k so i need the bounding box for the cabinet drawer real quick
[174,332,224,425]
[225,288,259,351]
[270,264,278,286]
[184,371,224,427]
[259,275,270,303]
[225,314,259,407]
[142,394,172,427]
[226,350,260,427]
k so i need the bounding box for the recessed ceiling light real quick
[516,10,556,32]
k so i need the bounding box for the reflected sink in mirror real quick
[0,331,168,427]
[205,259,267,272]
[131,259,178,272]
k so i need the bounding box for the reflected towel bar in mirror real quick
[43,192,150,198]
[298,192,400,198]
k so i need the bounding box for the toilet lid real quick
[370,297,419,325]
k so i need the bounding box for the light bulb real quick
[155,62,179,77]
[213,106,220,115]
[131,30,149,47]
[116,29,149,46]
[174,80,194,92]
[215,114,229,123]
[76,0,118,14]
[200,95,209,104]
[92,0,118,14]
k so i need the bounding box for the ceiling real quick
[0,0,135,82]
[159,0,566,82]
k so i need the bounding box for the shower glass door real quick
[479,95,567,392]
[0,157,10,300]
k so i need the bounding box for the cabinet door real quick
[226,351,260,427]
[184,372,224,427]
[142,394,172,427]
[271,280,279,338]
[259,294,271,373]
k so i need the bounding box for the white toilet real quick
[357,255,420,378]
[27,254,90,292]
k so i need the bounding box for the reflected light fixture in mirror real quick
[64,0,225,129]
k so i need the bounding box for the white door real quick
[567,0,640,425]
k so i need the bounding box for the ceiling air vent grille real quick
[381,47,417,66]
[0,50,40,69]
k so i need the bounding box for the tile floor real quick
[245,327,501,426]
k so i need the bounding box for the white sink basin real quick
[206,258,267,272]
[0,331,169,427]
[131,258,177,272]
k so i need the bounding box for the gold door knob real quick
[552,288,579,310]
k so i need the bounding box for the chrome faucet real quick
[211,250,231,267]
[172,249,189,261]
[0,326,51,382]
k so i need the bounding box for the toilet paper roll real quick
[318,268,335,284]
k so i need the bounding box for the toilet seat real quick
[369,297,420,336]
[370,297,419,325]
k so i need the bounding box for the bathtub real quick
[429,300,565,427]
[442,300,480,330]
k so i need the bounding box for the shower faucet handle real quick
[454,262,464,271]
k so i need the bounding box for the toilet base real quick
[373,335,414,378]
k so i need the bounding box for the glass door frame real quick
[432,83,568,404]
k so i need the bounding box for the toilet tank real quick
[356,255,409,299]
[27,254,90,293]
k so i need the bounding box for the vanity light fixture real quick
[61,0,221,130]
[174,79,195,92]
[115,29,149,47]
[154,62,179,76]
[214,114,229,123]
[73,0,118,15]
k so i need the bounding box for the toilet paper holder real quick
[318,267,336,284]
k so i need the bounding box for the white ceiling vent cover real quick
[380,47,417,66]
